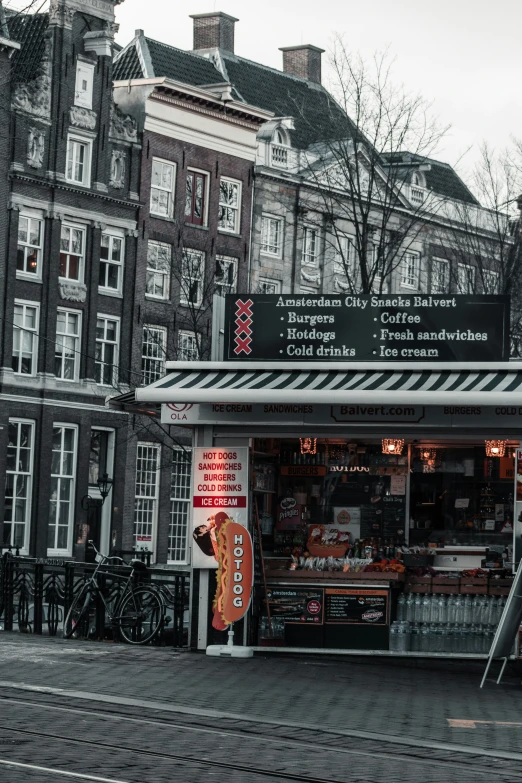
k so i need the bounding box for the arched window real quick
[274,128,289,146]
[411,172,420,186]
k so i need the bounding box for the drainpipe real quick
[290,182,301,293]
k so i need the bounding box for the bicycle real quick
[63,542,164,645]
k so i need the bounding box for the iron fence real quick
[0,552,190,648]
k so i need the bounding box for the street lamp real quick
[81,472,114,510]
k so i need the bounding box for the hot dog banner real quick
[192,447,250,568]
[211,517,254,630]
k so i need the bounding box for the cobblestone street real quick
[0,634,521,781]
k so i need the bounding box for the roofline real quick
[279,44,325,54]
[113,77,273,122]
[189,11,239,22]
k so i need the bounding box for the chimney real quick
[279,44,325,84]
[190,12,239,53]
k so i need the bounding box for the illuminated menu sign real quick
[224,294,509,362]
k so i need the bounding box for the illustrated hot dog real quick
[212,517,253,631]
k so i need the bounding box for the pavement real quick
[0,633,521,781]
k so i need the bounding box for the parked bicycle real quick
[63,542,164,644]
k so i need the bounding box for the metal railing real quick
[0,552,190,648]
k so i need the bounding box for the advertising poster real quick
[325,589,389,625]
[266,587,324,624]
[191,447,249,569]
[276,497,303,530]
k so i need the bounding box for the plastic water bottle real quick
[454,594,464,625]
[446,595,456,625]
[405,594,415,623]
[414,594,423,623]
[463,595,473,625]
[472,595,482,625]
[419,624,430,652]
[438,595,447,624]
[421,593,431,624]
[397,594,406,621]
[399,622,410,652]
[389,622,399,651]
[410,624,420,652]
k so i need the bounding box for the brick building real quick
[0,0,142,560]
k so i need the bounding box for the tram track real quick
[0,693,521,783]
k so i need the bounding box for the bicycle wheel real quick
[63,586,92,639]
[117,586,164,645]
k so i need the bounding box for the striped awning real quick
[134,361,522,406]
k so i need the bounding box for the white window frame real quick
[48,423,78,556]
[168,447,192,564]
[134,442,161,555]
[146,240,171,300]
[150,157,176,219]
[5,418,35,554]
[333,234,356,277]
[218,177,242,234]
[74,60,95,109]
[99,231,124,295]
[400,251,421,289]
[66,134,92,187]
[59,222,86,283]
[12,300,39,377]
[483,268,500,294]
[178,329,201,361]
[95,314,120,387]
[55,308,82,382]
[457,262,476,294]
[261,214,283,258]
[257,277,281,294]
[141,325,167,386]
[17,212,44,280]
[302,226,319,267]
[215,255,238,297]
[180,249,204,307]
[185,167,210,227]
[431,257,450,294]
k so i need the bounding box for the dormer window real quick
[75,61,94,110]
[271,126,291,168]
[274,128,289,146]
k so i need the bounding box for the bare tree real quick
[431,143,522,354]
[279,41,451,294]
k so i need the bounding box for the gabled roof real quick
[6,10,48,81]
[382,152,479,206]
[114,34,350,149]
[114,35,225,87]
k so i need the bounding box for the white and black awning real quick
[132,361,522,406]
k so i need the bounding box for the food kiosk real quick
[135,293,522,657]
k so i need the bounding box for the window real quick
[12,302,39,376]
[180,249,204,307]
[134,443,160,552]
[302,227,319,266]
[66,135,92,187]
[334,235,356,276]
[150,158,176,218]
[88,429,109,487]
[185,170,208,226]
[431,258,449,294]
[146,241,171,300]
[99,233,124,294]
[483,269,500,293]
[49,425,77,554]
[257,278,281,294]
[401,251,420,289]
[74,61,94,109]
[178,330,200,361]
[215,255,238,296]
[261,215,283,257]
[168,448,192,563]
[60,223,85,282]
[141,325,166,385]
[218,178,241,233]
[55,309,81,381]
[5,419,34,552]
[95,316,119,386]
[17,215,43,278]
[457,263,476,294]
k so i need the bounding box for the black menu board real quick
[382,495,406,536]
[266,587,324,625]
[360,503,383,537]
[325,588,389,625]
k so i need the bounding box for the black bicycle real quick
[63,542,164,644]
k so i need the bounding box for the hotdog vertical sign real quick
[191,447,250,569]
